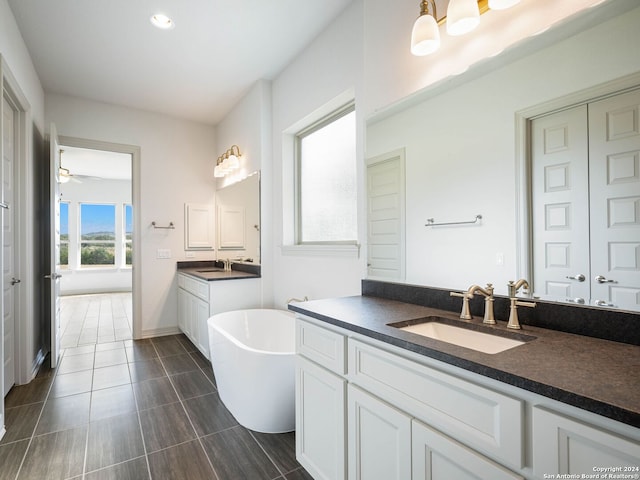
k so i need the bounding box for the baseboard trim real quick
[140,326,181,339]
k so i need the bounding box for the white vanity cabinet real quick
[177,272,261,359]
[295,318,347,480]
[295,314,640,480]
[533,407,640,478]
[177,273,211,358]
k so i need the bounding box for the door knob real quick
[595,300,615,307]
[565,274,585,282]
[565,297,585,304]
[11,277,21,285]
[44,273,63,280]
[594,275,617,284]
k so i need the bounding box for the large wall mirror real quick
[216,172,260,264]
[365,1,640,312]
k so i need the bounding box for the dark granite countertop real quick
[177,260,260,282]
[288,295,640,429]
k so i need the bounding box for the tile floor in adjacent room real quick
[0,331,311,480]
[59,293,134,348]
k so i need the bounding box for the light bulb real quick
[411,14,441,56]
[446,0,480,36]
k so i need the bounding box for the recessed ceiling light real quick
[150,13,175,30]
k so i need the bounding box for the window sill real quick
[63,267,131,273]
[280,244,360,258]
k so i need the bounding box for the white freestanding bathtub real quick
[207,309,296,433]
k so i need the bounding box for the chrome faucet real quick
[222,259,232,272]
[467,283,495,325]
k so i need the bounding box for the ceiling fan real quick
[58,149,102,183]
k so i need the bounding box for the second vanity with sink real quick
[289,280,640,480]
[177,260,261,359]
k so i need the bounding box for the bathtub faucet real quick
[286,296,308,304]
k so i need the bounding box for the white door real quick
[531,105,590,302]
[588,89,640,309]
[48,123,62,368]
[2,95,16,395]
[366,150,405,280]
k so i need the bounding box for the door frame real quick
[57,135,142,339]
[1,55,33,388]
[514,71,640,284]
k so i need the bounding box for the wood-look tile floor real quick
[0,334,312,480]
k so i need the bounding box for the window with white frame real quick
[59,201,69,269]
[124,204,133,266]
[80,203,116,267]
[295,102,357,244]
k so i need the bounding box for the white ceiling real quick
[8,0,353,125]
[61,146,131,181]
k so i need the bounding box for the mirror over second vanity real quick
[215,172,261,264]
[365,1,640,312]
[177,172,262,357]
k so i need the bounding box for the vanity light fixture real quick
[410,0,521,56]
[150,13,175,30]
[411,0,441,56]
[214,145,242,178]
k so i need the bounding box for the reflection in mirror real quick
[365,1,640,312]
[526,87,640,312]
[216,172,260,264]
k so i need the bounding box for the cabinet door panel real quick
[412,420,522,480]
[296,356,346,480]
[348,385,411,480]
[533,407,640,477]
[195,297,210,359]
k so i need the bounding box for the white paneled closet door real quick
[531,88,640,309]
[531,105,591,302]
[588,89,640,309]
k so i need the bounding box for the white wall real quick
[366,5,640,295]
[270,0,365,308]
[45,94,216,337]
[214,80,271,304]
[0,0,44,131]
[59,178,132,294]
[0,0,46,413]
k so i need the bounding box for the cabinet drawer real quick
[177,273,209,302]
[348,338,523,467]
[296,318,346,375]
[533,406,640,477]
[412,419,523,480]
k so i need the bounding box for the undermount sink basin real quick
[197,268,224,273]
[390,317,533,354]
